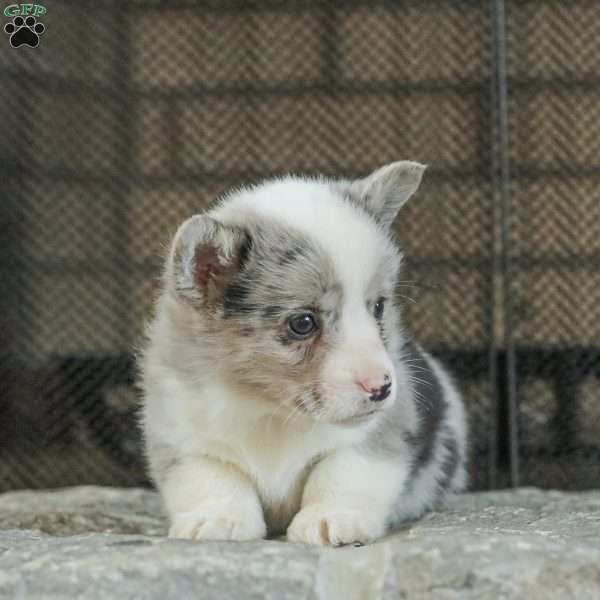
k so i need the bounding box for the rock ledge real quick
[1,486,599,599]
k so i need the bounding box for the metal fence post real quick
[491,0,519,487]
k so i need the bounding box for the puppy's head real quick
[166,161,425,425]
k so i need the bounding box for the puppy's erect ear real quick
[348,161,426,228]
[168,215,251,304]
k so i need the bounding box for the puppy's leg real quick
[287,449,408,546]
[163,457,266,541]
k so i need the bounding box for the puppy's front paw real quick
[169,505,266,542]
[287,503,386,546]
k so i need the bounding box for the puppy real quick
[140,161,468,546]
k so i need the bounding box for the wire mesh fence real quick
[1,0,599,492]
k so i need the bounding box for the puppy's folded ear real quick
[348,161,426,228]
[167,215,251,305]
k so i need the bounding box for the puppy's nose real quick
[357,374,392,402]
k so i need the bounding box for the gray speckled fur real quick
[360,339,466,521]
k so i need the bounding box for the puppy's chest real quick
[228,421,325,499]
[200,417,359,531]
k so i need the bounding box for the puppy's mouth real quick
[300,388,384,425]
[331,409,381,426]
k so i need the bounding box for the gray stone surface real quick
[0,486,599,599]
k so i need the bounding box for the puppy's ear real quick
[348,161,426,228]
[168,215,251,304]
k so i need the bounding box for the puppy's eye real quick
[288,313,318,338]
[373,297,385,320]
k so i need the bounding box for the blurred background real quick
[1,0,599,493]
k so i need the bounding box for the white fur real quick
[141,163,467,545]
[214,178,387,298]
[143,363,382,538]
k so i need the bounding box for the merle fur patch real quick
[436,433,459,492]
[219,222,340,326]
[402,342,448,479]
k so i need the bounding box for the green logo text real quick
[4,4,46,17]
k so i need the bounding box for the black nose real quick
[369,381,391,402]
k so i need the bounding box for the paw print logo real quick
[4,15,45,48]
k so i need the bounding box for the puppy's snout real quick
[357,374,392,402]
[369,380,392,402]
